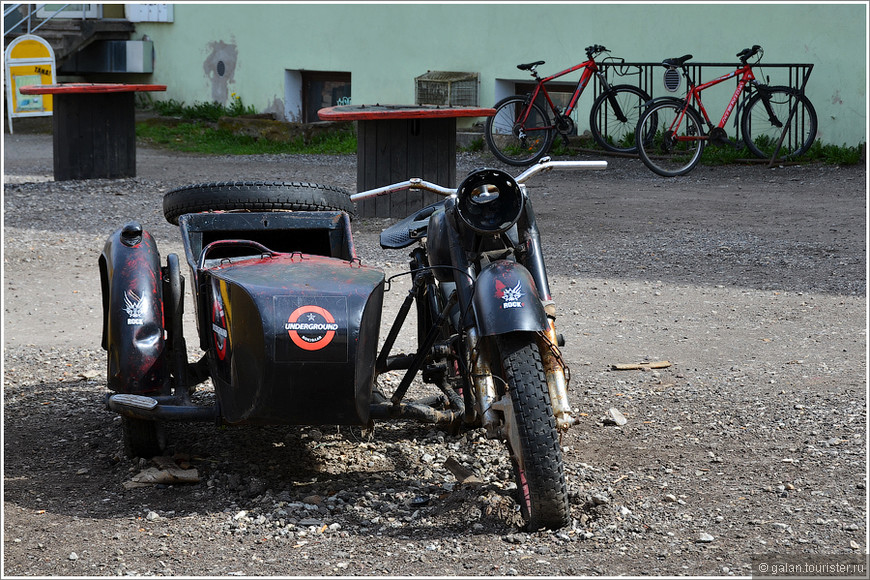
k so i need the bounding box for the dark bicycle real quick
[485,44,651,165]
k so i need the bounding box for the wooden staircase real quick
[4,5,134,67]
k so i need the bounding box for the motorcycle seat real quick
[380,201,446,249]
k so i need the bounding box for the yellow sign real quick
[4,35,56,131]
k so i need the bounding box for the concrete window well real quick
[285,70,351,123]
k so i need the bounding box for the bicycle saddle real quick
[662,54,693,68]
[517,61,545,71]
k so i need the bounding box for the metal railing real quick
[4,4,90,40]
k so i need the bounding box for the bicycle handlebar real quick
[737,44,762,64]
[585,44,607,58]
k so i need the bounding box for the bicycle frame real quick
[518,58,601,127]
[670,63,757,141]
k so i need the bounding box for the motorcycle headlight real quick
[454,168,524,235]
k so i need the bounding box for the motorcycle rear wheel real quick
[496,332,570,530]
[163,181,355,225]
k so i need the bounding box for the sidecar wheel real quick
[163,181,355,225]
[122,416,166,458]
[496,332,570,530]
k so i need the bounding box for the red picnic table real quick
[319,104,495,218]
[18,83,167,180]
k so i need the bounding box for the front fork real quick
[538,314,576,431]
[446,194,577,439]
[465,317,576,441]
[596,73,629,123]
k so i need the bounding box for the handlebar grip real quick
[737,44,762,60]
[585,44,607,56]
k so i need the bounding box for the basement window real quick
[301,71,351,123]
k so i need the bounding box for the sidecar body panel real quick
[178,212,384,426]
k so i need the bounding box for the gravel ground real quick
[2,133,867,577]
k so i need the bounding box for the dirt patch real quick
[3,134,866,576]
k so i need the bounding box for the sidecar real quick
[99,183,385,457]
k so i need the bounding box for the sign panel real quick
[4,35,56,131]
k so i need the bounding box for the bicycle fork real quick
[596,74,630,123]
[756,86,785,128]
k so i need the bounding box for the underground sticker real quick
[275,295,348,362]
[285,305,339,351]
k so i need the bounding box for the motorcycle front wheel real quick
[495,332,570,530]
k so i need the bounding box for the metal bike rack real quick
[595,61,814,161]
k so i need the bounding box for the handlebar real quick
[350,158,608,202]
[737,44,762,64]
[585,44,607,58]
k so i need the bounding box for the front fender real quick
[472,260,548,336]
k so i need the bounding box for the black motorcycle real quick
[100,157,606,530]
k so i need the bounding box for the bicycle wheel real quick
[741,86,817,160]
[485,96,554,166]
[589,85,651,153]
[636,100,705,177]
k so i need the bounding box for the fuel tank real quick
[99,221,169,395]
[202,254,385,426]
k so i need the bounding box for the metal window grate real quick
[415,71,479,107]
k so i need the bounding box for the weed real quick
[803,141,863,165]
[461,137,485,153]
[150,94,257,122]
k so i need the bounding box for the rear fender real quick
[472,260,548,336]
[99,221,168,395]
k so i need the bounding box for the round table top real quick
[319,104,495,121]
[17,83,167,95]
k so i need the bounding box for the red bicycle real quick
[485,44,651,165]
[635,45,818,177]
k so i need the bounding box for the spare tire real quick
[163,181,355,225]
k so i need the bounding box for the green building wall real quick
[135,2,867,147]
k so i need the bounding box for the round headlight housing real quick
[454,168,524,235]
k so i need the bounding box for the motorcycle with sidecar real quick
[99,157,606,530]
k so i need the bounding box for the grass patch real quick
[563,131,863,166]
[152,94,257,122]
[698,139,863,166]
[460,137,485,153]
[802,141,864,165]
[137,95,356,155]
[140,97,862,163]
[136,121,356,155]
